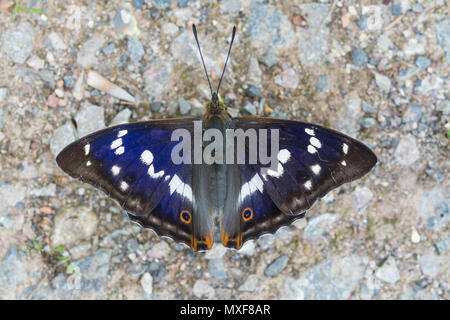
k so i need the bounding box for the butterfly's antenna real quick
[216,25,236,95]
[192,24,213,97]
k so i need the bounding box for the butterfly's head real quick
[193,24,235,113]
[207,92,227,111]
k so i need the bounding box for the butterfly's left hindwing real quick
[56,119,214,251]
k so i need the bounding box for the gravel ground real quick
[0,0,448,300]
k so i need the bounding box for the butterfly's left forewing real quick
[56,119,214,251]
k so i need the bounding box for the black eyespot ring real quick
[241,207,253,222]
[180,210,192,224]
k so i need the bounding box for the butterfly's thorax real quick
[201,98,231,214]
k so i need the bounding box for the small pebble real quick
[415,56,431,70]
[352,47,368,67]
[411,228,421,243]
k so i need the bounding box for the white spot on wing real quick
[277,149,291,164]
[117,130,128,137]
[238,173,264,203]
[111,138,122,149]
[341,160,347,166]
[304,180,312,190]
[111,165,120,176]
[140,150,153,165]
[120,181,129,191]
[310,137,322,149]
[84,144,90,155]
[168,174,193,201]
[343,143,349,154]
[311,164,321,175]
[307,145,317,154]
[86,161,92,167]
[115,146,125,155]
[148,165,164,179]
[266,163,284,178]
[305,128,315,136]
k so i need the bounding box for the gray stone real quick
[403,103,423,124]
[147,241,170,259]
[316,74,331,93]
[178,97,191,115]
[360,117,376,129]
[238,240,256,256]
[352,47,369,67]
[417,188,448,232]
[170,31,200,67]
[102,43,115,56]
[361,100,377,113]
[144,57,170,101]
[204,244,227,260]
[29,184,57,197]
[0,184,27,214]
[304,213,339,240]
[334,91,362,138]
[243,101,257,115]
[150,101,165,112]
[51,206,99,247]
[2,22,34,64]
[193,279,215,299]
[394,135,420,166]
[77,34,106,68]
[283,255,367,299]
[415,56,431,70]
[247,2,295,56]
[161,22,179,36]
[127,38,145,62]
[434,18,450,64]
[392,0,411,15]
[0,88,10,102]
[110,108,132,126]
[434,238,449,254]
[50,122,77,157]
[220,0,241,16]
[48,32,67,50]
[74,102,105,137]
[152,0,170,10]
[257,234,275,250]
[375,257,400,284]
[373,71,391,92]
[0,247,24,298]
[297,3,330,66]
[265,255,288,277]
[208,258,228,280]
[113,4,139,37]
[274,68,299,90]
[238,274,258,292]
[75,250,111,279]
[140,272,153,296]
[0,217,14,229]
[351,186,373,211]
[418,253,442,277]
[260,53,278,68]
[275,227,295,243]
[245,84,261,98]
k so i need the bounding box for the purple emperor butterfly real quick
[57,25,377,251]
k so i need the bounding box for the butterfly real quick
[56,25,377,251]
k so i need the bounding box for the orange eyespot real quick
[180,210,192,224]
[241,207,253,222]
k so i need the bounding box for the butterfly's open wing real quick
[220,117,377,249]
[56,119,213,251]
